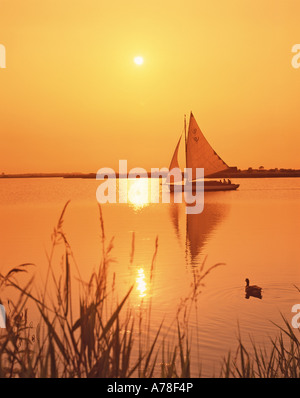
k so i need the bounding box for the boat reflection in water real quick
[170,192,229,266]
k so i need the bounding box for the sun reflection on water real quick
[136,268,147,298]
[127,179,149,210]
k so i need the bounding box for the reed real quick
[0,202,137,378]
[0,202,299,378]
[220,316,300,378]
[0,202,216,378]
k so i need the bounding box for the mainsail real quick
[169,113,229,178]
[186,112,229,178]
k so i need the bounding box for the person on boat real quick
[223,178,226,184]
[228,179,231,184]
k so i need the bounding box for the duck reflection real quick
[245,291,262,300]
[170,192,229,266]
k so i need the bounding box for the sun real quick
[134,56,144,66]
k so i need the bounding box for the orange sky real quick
[0,0,300,173]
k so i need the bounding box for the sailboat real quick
[168,112,239,192]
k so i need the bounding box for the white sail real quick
[186,112,228,178]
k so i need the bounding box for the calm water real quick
[0,177,300,376]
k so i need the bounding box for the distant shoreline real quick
[1,170,300,179]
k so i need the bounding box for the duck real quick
[245,278,262,299]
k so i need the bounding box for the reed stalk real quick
[0,202,299,378]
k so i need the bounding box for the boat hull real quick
[167,180,240,192]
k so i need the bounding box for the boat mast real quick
[184,114,187,169]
